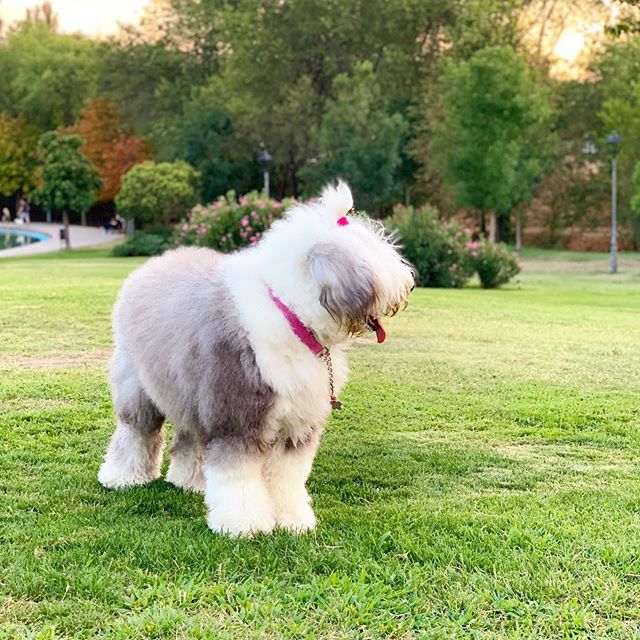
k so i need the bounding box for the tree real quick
[151,85,256,203]
[142,0,456,196]
[115,161,200,227]
[630,162,640,233]
[300,62,408,214]
[0,23,98,130]
[595,37,640,242]
[97,38,194,138]
[430,46,557,242]
[25,1,59,29]
[32,132,101,249]
[0,113,39,202]
[67,98,150,202]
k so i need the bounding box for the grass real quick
[1,247,640,639]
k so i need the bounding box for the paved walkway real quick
[0,223,118,258]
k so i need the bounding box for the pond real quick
[0,227,50,251]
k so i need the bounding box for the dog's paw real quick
[207,508,276,538]
[166,458,206,494]
[276,502,316,533]
[98,461,160,489]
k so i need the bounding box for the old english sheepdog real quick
[98,182,414,536]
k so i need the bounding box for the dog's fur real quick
[99,182,414,536]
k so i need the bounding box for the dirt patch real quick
[0,348,112,371]
[520,258,640,273]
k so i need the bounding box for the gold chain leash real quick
[320,348,342,410]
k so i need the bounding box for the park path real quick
[0,223,116,259]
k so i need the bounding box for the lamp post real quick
[257,145,272,199]
[607,131,622,274]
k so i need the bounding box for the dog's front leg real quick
[204,438,276,537]
[266,432,320,533]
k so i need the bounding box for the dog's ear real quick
[320,181,353,222]
[307,242,378,330]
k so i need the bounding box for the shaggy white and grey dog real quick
[99,182,414,537]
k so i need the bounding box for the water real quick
[0,227,50,250]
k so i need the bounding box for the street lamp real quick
[257,145,272,199]
[607,131,622,274]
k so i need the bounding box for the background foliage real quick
[114,160,200,227]
[1,0,640,244]
[31,131,101,215]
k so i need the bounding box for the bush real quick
[174,191,295,252]
[386,204,474,288]
[116,161,201,227]
[467,239,520,288]
[111,230,172,257]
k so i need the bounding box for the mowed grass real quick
[1,247,640,639]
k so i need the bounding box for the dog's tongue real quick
[371,317,386,344]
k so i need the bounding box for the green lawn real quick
[1,248,640,639]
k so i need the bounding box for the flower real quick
[241,216,249,227]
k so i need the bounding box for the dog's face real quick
[258,181,414,344]
[307,218,414,341]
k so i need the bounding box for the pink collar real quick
[267,287,326,356]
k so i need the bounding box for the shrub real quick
[174,191,295,252]
[467,239,520,288]
[386,204,474,288]
[116,161,201,227]
[111,230,172,257]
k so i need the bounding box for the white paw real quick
[166,458,205,494]
[276,499,316,533]
[207,507,276,538]
[98,461,160,489]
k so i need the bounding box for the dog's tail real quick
[320,181,353,219]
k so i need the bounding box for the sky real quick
[2,0,151,36]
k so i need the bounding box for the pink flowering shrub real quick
[387,204,520,288]
[174,190,295,252]
[386,204,474,287]
[468,239,521,288]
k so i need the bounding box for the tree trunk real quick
[515,210,522,251]
[488,212,497,243]
[62,210,71,250]
[81,210,87,226]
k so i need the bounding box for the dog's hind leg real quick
[166,428,205,493]
[98,348,165,489]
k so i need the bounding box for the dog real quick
[98,182,414,536]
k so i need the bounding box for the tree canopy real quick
[68,98,150,202]
[430,46,557,234]
[0,113,39,197]
[300,62,408,214]
[32,131,101,214]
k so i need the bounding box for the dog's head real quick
[259,182,414,345]
[306,184,415,342]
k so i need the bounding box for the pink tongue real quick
[372,318,386,344]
